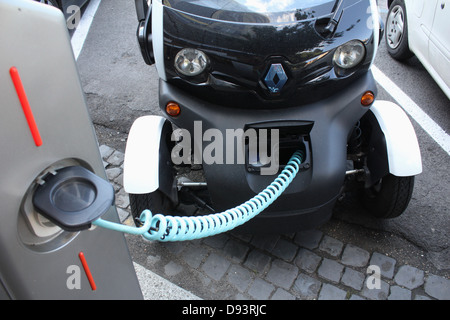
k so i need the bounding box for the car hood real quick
[162,0,376,108]
[164,0,337,23]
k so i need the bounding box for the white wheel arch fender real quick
[123,115,168,194]
[369,100,422,177]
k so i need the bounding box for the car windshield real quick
[169,0,334,12]
[164,0,336,22]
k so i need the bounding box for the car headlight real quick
[174,48,209,76]
[333,40,366,69]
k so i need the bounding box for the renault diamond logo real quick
[264,63,288,93]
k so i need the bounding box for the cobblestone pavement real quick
[100,145,450,300]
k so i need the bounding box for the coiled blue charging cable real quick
[93,150,304,242]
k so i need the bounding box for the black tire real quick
[362,174,415,219]
[129,191,175,225]
[385,0,414,61]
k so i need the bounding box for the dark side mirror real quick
[135,0,149,21]
[135,0,155,65]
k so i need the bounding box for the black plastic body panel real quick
[159,71,377,232]
[136,3,155,65]
[161,0,376,109]
[361,110,390,185]
[134,0,149,21]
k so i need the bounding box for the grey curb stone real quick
[318,258,344,283]
[271,288,296,300]
[106,167,121,180]
[293,273,321,300]
[341,267,365,291]
[414,294,432,300]
[369,252,397,279]
[341,244,370,267]
[227,265,252,293]
[318,283,348,300]
[223,239,250,263]
[272,238,298,262]
[244,250,271,274]
[266,259,299,290]
[201,253,231,281]
[162,241,187,255]
[349,294,365,300]
[295,248,322,273]
[107,150,124,166]
[394,265,424,290]
[115,188,130,209]
[99,144,114,159]
[388,286,412,300]
[361,278,390,300]
[248,278,274,300]
[116,207,130,223]
[164,261,183,277]
[424,274,450,300]
[181,244,209,269]
[203,234,228,249]
[319,235,344,257]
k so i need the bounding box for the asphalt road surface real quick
[76,0,449,276]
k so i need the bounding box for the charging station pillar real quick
[0,0,143,299]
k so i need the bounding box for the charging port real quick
[245,121,313,174]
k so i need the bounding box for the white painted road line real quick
[372,65,450,157]
[71,0,102,61]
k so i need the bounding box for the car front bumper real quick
[158,71,377,232]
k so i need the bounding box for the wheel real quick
[129,191,175,225]
[385,0,414,61]
[362,174,415,219]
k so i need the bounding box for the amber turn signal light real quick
[361,91,375,106]
[166,101,181,117]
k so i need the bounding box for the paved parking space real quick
[101,145,449,300]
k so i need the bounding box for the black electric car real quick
[124,0,422,233]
